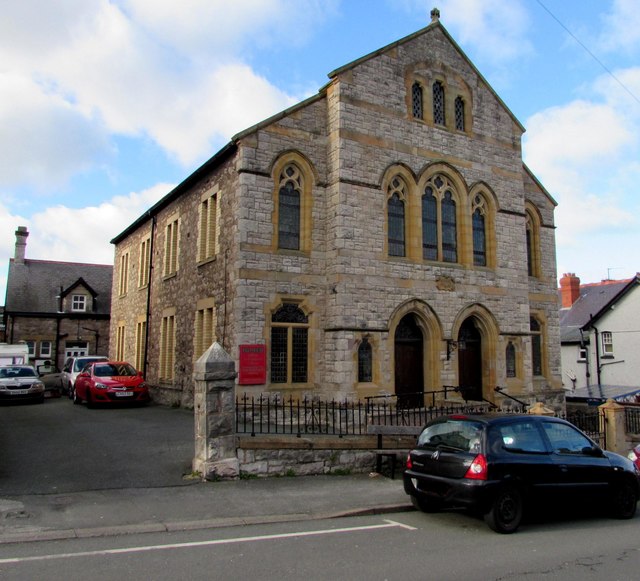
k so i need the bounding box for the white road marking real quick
[0,520,416,565]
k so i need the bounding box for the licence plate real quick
[12,390,28,395]
[115,391,133,397]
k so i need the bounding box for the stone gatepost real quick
[192,342,239,480]
[599,399,626,454]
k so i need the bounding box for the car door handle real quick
[558,464,568,472]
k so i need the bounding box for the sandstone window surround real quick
[383,165,496,268]
[138,236,151,288]
[135,317,147,372]
[529,315,546,378]
[163,214,180,278]
[270,302,310,385]
[407,75,472,134]
[271,153,314,254]
[197,189,220,264]
[357,338,373,383]
[159,309,176,381]
[525,203,542,278]
[118,251,130,296]
[194,298,216,360]
[115,321,126,361]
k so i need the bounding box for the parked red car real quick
[73,361,150,407]
[628,445,640,471]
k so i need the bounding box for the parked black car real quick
[403,413,640,533]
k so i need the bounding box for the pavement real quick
[0,473,413,544]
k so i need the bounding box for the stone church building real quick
[110,11,563,409]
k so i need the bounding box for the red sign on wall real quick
[238,344,267,385]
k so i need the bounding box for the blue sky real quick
[2,0,640,301]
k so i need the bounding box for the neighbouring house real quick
[110,10,563,410]
[3,226,113,372]
[559,272,640,404]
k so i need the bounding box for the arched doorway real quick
[458,318,482,401]
[394,314,424,407]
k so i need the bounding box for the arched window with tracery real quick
[278,164,302,250]
[387,177,407,257]
[433,81,445,125]
[472,194,487,266]
[412,82,423,119]
[422,175,458,263]
[271,303,309,384]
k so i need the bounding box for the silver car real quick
[0,365,45,404]
[61,355,108,397]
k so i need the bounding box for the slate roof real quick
[5,259,113,315]
[559,278,636,343]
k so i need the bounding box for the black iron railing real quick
[625,406,640,434]
[236,392,495,437]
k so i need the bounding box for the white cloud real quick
[0,184,171,300]
[435,0,532,66]
[598,0,640,53]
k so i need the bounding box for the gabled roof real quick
[5,259,113,315]
[559,276,639,343]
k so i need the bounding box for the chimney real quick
[14,226,29,263]
[559,272,580,308]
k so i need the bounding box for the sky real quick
[2,0,640,302]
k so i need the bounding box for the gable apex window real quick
[455,96,465,131]
[433,81,445,126]
[72,294,87,312]
[411,82,423,119]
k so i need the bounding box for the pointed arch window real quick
[472,195,487,266]
[278,164,302,250]
[455,96,465,131]
[433,81,445,125]
[506,342,516,378]
[422,175,458,263]
[530,317,543,376]
[271,303,309,384]
[387,177,407,257]
[412,82,423,119]
[525,207,541,278]
[357,338,373,383]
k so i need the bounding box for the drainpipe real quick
[142,215,156,379]
[588,315,602,387]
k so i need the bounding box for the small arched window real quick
[358,338,373,383]
[433,81,445,125]
[387,177,407,257]
[525,206,541,277]
[278,165,302,250]
[412,82,423,119]
[455,96,465,131]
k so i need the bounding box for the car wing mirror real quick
[581,445,603,457]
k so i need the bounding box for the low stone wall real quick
[237,435,414,477]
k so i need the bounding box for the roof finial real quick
[430,7,440,23]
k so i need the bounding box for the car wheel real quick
[484,485,523,534]
[610,480,638,519]
[73,388,82,405]
[411,495,442,513]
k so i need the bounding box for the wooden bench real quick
[367,425,422,479]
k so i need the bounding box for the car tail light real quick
[464,454,487,480]
[406,453,413,470]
